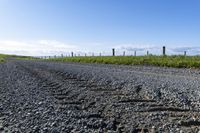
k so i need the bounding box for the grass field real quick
[2,53,200,68]
[49,55,200,68]
[0,54,39,62]
[0,58,5,62]
[0,54,9,62]
[14,56,40,60]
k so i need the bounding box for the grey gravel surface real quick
[1,60,200,133]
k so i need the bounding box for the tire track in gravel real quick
[1,60,200,132]
[0,61,65,132]
[15,61,116,132]
[15,61,200,132]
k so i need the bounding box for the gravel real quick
[1,59,200,132]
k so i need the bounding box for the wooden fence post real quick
[134,51,136,56]
[71,52,73,57]
[123,51,125,56]
[163,46,166,56]
[147,51,149,56]
[184,51,186,56]
[112,48,115,56]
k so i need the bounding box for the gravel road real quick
[1,60,200,133]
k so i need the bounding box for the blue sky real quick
[0,0,200,56]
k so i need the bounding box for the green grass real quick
[2,53,200,68]
[0,58,5,62]
[0,54,39,62]
[0,54,10,62]
[48,55,200,68]
[14,56,40,60]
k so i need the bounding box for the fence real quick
[39,46,188,59]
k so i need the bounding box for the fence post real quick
[85,53,87,57]
[123,51,125,56]
[54,55,56,58]
[184,51,186,56]
[147,51,149,56]
[92,53,94,56]
[163,46,166,56]
[71,52,74,57]
[134,51,136,56]
[100,53,101,56]
[61,54,63,58]
[112,48,115,56]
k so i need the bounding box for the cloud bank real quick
[0,40,199,56]
[0,40,78,56]
[115,44,200,56]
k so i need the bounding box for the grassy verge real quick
[14,56,40,60]
[0,58,5,62]
[0,54,40,62]
[0,54,9,62]
[48,55,200,68]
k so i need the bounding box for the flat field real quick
[49,55,200,68]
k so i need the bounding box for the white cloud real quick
[114,44,161,55]
[0,40,199,56]
[0,40,79,56]
[114,44,200,56]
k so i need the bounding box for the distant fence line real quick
[39,46,188,59]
